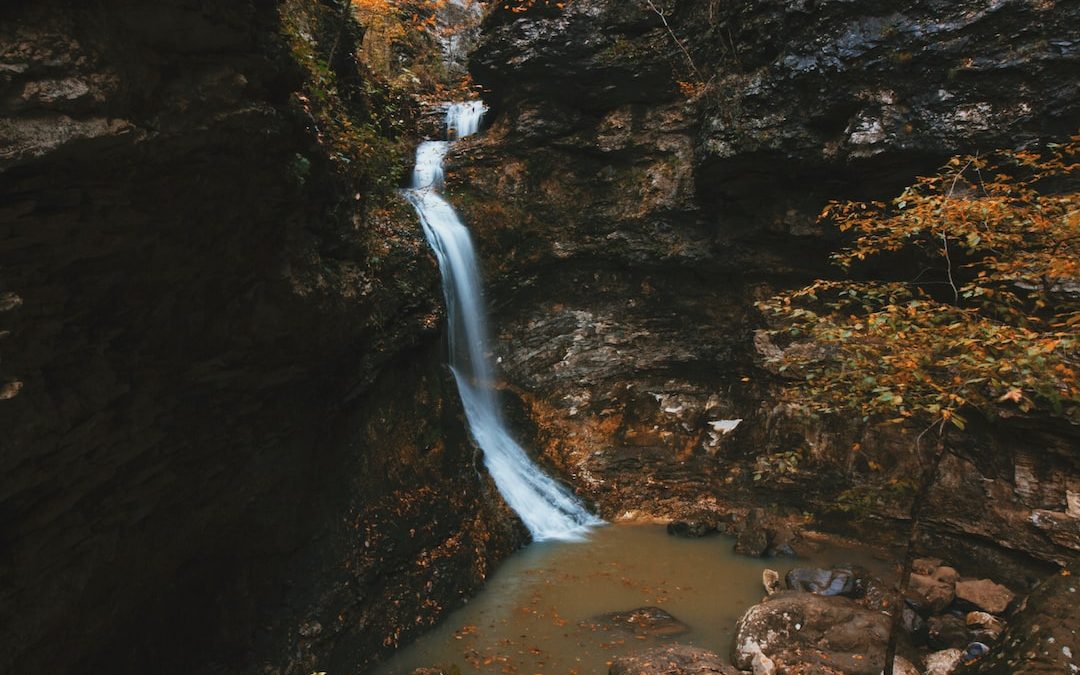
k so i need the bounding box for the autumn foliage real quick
[760,135,1080,430]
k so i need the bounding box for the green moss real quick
[280,0,412,204]
[600,36,638,62]
[290,153,312,184]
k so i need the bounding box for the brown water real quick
[372,524,889,675]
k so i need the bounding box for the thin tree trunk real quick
[327,0,353,67]
[883,434,947,673]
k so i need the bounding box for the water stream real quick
[404,102,603,542]
[372,524,888,674]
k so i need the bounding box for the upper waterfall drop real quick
[404,102,602,542]
[445,100,486,140]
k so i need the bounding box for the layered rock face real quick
[456,0,1080,561]
[0,1,520,673]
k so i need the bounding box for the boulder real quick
[906,572,956,615]
[732,591,890,675]
[594,606,690,638]
[785,565,861,597]
[954,580,1015,615]
[609,645,737,675]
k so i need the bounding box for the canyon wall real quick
[0,1,521,673]
[454,0,1080,566]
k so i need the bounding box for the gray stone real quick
[902,605,928,644]
[785,565,860,597]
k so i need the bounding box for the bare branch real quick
[644,0,704,82]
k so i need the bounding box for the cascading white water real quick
[404,102,602,542]
[445,100,486,140]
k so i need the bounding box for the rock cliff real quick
[0,1,520,673]
[455,0,1080,564]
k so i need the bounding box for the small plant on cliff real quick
[752,449,802,483]
[283,0,413,199]
[643,0,705,91]
[758,134,1079,671]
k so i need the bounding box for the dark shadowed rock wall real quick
[454,0,1080,564]
[0,1,521,673]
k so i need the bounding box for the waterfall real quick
[404,102,602,542]
[445,100,486,140]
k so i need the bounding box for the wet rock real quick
[925,648,964,675]
[765,523,798,558]
[595,606,690,638]
[902,605,929,645]
[961,642,991,664]
[860,573,893,612]
[928,613,971,650]
[667,519,716,538]
[954,579,1015,615]
[783,563,891,610]
[954,570,1079,674]
[734,509,771,557]
[964,612,1004,644]
[785,565,860,597]
[609,644,737,675]
[732,590,890,675]
[732,509,803,558]
[762,569,781,596]
[906,571,957,615]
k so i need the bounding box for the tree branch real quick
[644,0,704,82]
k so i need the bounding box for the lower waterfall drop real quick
[404,102,602,542]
